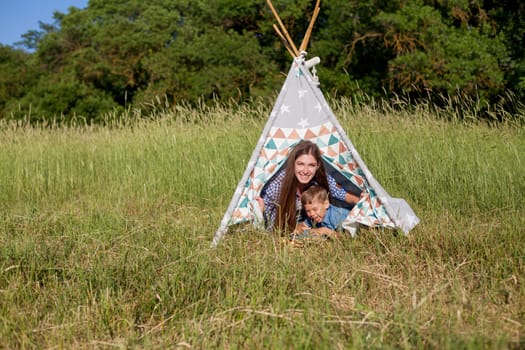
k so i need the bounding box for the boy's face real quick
[303,198,330,223]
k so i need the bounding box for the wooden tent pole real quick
[273,24,297,58]
[299,0,321,53]
[266,0,299,57]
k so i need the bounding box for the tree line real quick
[1,0,524,124]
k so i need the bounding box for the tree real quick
[0,45,39,116]
[4,74,119,124]
[1,0,524,123]
[137,27,277,105]
[483,0,525,97]
[377,0,507,103]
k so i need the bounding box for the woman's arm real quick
[327,175,360,204]
[258,170,285,228]
[344,192,360,204]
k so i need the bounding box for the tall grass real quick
[0,100,523,349]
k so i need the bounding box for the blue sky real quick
[0,0,89,47]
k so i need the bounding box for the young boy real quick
[293,185,353,240]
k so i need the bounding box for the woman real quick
[257,140,360,232]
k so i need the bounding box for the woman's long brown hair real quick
[275,140,329,232]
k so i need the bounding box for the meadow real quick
[0,99,523,349]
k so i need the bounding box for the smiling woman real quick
[0,0,88,47]
[256,140,360,233]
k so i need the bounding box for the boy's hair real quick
[301,185,329,206]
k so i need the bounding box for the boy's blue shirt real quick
[302,205,350,231]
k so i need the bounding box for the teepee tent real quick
[211,0,419,247]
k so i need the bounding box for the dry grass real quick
[0,101,523,348]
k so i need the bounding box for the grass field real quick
[0,100,523,349]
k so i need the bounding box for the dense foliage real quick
[1,0,524,123]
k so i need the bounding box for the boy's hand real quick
[294,222,309,234]
[311,227,341,239]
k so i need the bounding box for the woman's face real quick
[294,154,318,185]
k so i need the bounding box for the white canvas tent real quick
[211,1,419,247]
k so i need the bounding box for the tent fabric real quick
[212,56,419,247]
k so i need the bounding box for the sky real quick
[0,0,89,47]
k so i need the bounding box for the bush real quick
[4,76,120,124]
